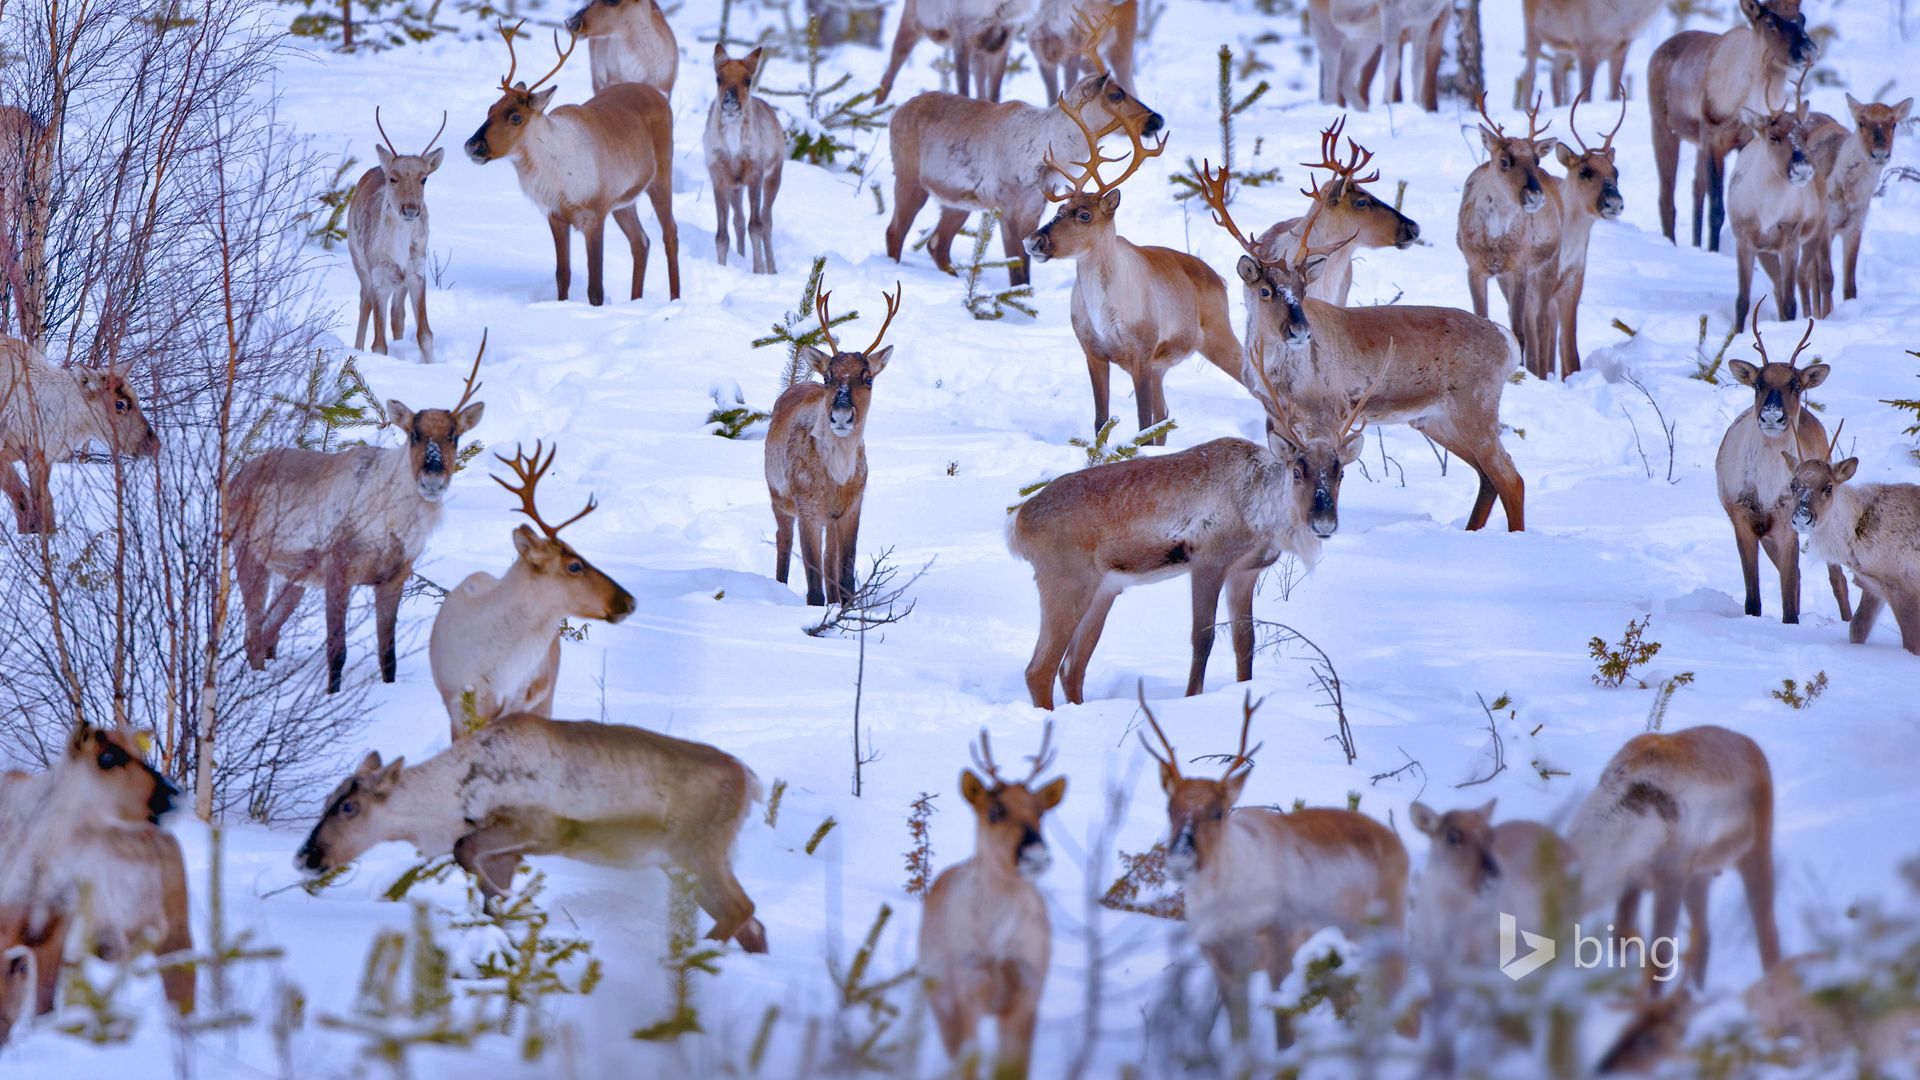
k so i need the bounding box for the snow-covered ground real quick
[10,0,1920,1075]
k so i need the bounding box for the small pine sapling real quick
[307,153,361,248]
[762,16,894,167]
[1457,692,1510,788]
[317,903,494,1073]
[1770,671,1829,709]
[806,816,838,854]
[824,904,920,1073]
[632,872,719,1042]
[764,778,788,828]
[1690,314,1741,384]
[753,255,860,389]
[1101,843,1185,920]
[903,792,937,900]
[1590,615,1664,688]
[283,0,454,53]
[1169,46,1279,202]
[1011,417,1178,502]
[959,211,1037,320]
[1644,672,1696,731]
[1881,350,1920,461]
[454,869,602,1060]
[707,383,771,439]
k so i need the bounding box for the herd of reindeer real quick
[1,0,1919,1073]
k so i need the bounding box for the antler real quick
[1196,159,1269,264]
[1567,90,1629,154]
[454,331,486,415]
[492,440,598,538]
[1245,341,1309,449]
[970,728,1005,785]
[816,288,840,354]
[497,20,576,93]
[375,105,399,157]
[1220,691,1263,780]
[1043,87,1167,200]
[865,283,902,356]
[1292,117,1378,263]
[529,29,578,92]
[423,110,449,154]
[1339,341,1393,443]
[1826,417,1845,462]
[1024,720,1058,784]
[1522,90,1553,141]
[1474,93,1507,138]
[1786,317,1816,365]
[1067,5,1118,76]
[1134,681,1181,778]
[497,19,526,90]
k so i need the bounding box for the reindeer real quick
[1203,164,1528,532]
[1729,100,1825,331]
[464,22,680,305]
[563,0,678,95]
[1308,0,1450,112]
[0,106,49,343]
[1566,724,1781,993]
[1539,93,1627,378]
[1521,0,1663,108]
[1788,441,1920,654]
[886,22,1163,290]
[766,283,899,607]
[705,46,784,275]
[1021,90,1239,442]
[1741,954,1920,1072]
[1028,0,1137,102]
[1408,799,1574,1076]
[919,724,1065,1079]
[1458,94,1564,378]
[1715,320,1849,624]
[1253,118,1421,306]
[1648,0,1816,252]
[349,109,445,364]
[429,443,634,740]
[0,336,160,535]
[1138,692,1409,1046]
[227,339,485,693]
[1798,95,1913,313]
[296,714,768,951]
[877,0,1035,105]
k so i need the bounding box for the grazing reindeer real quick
[1648,0,1816,252]
[886,28,1164,289]
[919,724,1065,1079]
[0,336,160,535]
[1540,94,1627,378]
[1254,118,1421,306]
[349,108,445,364]
[766,284,899,606]
[1566,725,1781,992]
[296,714,768,952]
[1022,91,1240,442]
[563,0,678,95]
[0,106,49,342]
[1521,0,1663,108]
[877,0,1035,105]
[1458,94,1564,378]
[228,340,485,693]
[1729,100,1824,330]
[464,23,681,305]
[1138,692,1409,1046]
[1029,0,1137,102]
[705,46,784,275]
[1715,320,1849,623]
[1409,799,1574,1076]
[1799,95,1913,313]
[1204,165,1528,532]
[429,443,634,740]
[1788,440,1920,654]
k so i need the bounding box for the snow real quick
[10,0,1920,1075]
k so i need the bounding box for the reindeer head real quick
[712,45,762,119]
[74,365,160,458]
[1024,81,1166,262]
[1558,93,1627,221]
[1785,443,1856,535]
[387,337,486,503]
[1297,118,1418,250]
[1245,341,1384,540]
[465,22,574,166]
[1739,0,1817,69]
[801,284,898,438]
[494,441,635,624]
[1477,94,1559,215]
[63,721,175,825]
[1846,93,1913,166]
[960,723,1066,879]
[1060,72,1163,143]
[1138,688,1260,882]
[564,0,643,38]
[373,107,446,222]
[1742,102,1817,186]
[1729,319,1827,437]
[296,750,405,873]
[1409,799,1502,890]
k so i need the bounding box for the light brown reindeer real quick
[766,284,899,607]
[228,339,485,693]
[705,46,784,275]
[1021,88,1239,443]
[1253,118,1421,306]
[1729,99,1825,330]
[1521,0,1663,108]
[919,723,1065,1079]
[885,32,1163,289]
[1566,724,1781,993]
[1458,93,1564,378]
[1798,95,1913,314]
[0,336,160,535]
[429,442,634,741]
[563,0,677,96]
[0,106,49,343]
[1715,320,1849,624]
[1029,0,1137,102]
[1788,439,1920,654]
[1308,0,1450,112]
[350,108,445,364]
[1648,0,1817,252]
[297,714,768,952]
[464,22,680,305]
[877,0,1035,105]
[1539,93,1627,378]
[1138,691,1409,1047]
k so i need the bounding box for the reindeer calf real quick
[349,111,445,364]
[1799,94,1913,314]
[1788,450,1920,653]
[705,46,784,275]
[0,336,159,534]
[1729,103,1824,330]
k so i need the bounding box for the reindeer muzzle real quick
[1166,830,1197,882]
[464,130,493,165]
[148,773,178,822]
[1521,181,1546,213]
[1140,112,1165,137]
[400,205,422,221]
[137,426,161,457]
[1787,152,1814,186]
[606,587,636,623]
[1017,830,1052,878]
[1791,504,1817,533]
[829,387,857,435]
[1599,185,1625,220]
[1310,483,1340,538]
[1022,227,1053,262]
[1789,34,1818,66]
[1758,396,1788,434]
[1395,218,1421,248]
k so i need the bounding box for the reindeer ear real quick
[1478,126,1501,155]
[1846,92,1864,116]
[1799,363,1830,389]
[802,345,833,378]
[1476,798,1498,820]
[1727,359,1760,387]
[454,401,485,436]
[512,523,539,558]
[1035,776,1066,811]
[1099,188,1122,216]
[1339,428,1366,464]
[1237,255,1263,286]
[1895,98,1915,122]
[1738,0,1764,20]
[1532,137,1559,160]
[529,86,559,112]
[1555,142,1576,168]
[1302,253,1330,283]
[712,43,728,69]
[1222,767,1250,806]
[1741,108,1768,133]
[375,144,396,171]
[357,751,384,774]
[372,757,405,792]
[1833,457,1858,482]
[423,147,445,173]
[960,770,989,809]
[1157,760,1180,796]
[1781,449,1800,470]
[68,721,94,756]
[743,47,763,77]
[1408,801,1440,835]
[386,400,415,430]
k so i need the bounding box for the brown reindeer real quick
[0,336,160,535]
[877,0,1035,105]
[705,46,784,275]
[1308,0,1450,112]
[0,107,49,343]
[1539,93,1627,378]
[919,723,1065,1079]
[1029,0,1137,102]
[1253,118,1421,306]
[1788,441,1920,654]
[1566,725,1781,993]
[1521,0,1663,108]
[464,22,680,305]
[350,108,445,364]
[563,0,677,96]
[228,339,485,693]
[766,284,899,606]
[1458,94,1564,378]
[1798,95,1913,314]
[1647,0,1816,252]
[1021,89,1240,442]
[1715,320,1849,623]
[297,714,767,951]
[1138,692,1409,1047]
[1729,100,1824,330]
[429,443,634,740]
[885,56,1163,289]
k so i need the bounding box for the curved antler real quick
[865,283,901,355]
[1196,159,1269,264]
[1246,341,1309,449]
[1134,681,1181,777]
[1044,89,1166,201]
[1569,90,1631,154]
[1290,117,1378,264]
[1025,720,1057,784]
[423,110,449,155]
[1522,90,1553,141]
[1220,691,1263,780]
[1338,341,1393,443]
[970,727,1004,785]
[493,440,598,538]
[816,288,840,354]
[497,19,527,90]
[1786,317,1816,366]
[1474,92,1507,138]
[454,331,486,415]
[526,29,579,93]
[1067,5,1118,76]
[375,105,399,157]
[1826,417,1845,462]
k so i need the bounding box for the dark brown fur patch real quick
[1618,780,1680,823]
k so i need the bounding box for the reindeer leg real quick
[1466,266,1491,321]
[772,499,796,585]
[1227,564,1260,682]
[875,5,920,105]
[1681,873,1712,991]
[996,976,1039,1079]
[324,556,349,693]
[548,214,571,301]
[1081,344,1113,436]
[928,207,970,274]
[646,166,681,300]
[1202,940,1255,1045]
[154,833,195,1015]
[710,173,735,264]
[1828,563,1852,621]
[582,209,609,307]
[410,273,433,365]
[1060,580,1121,706]
[1001,203,1033,288]
[372,288,393,353]
[681,843,766,953]
[1732,514,1764,617]
[1689,148,1709,249]
[1734,239,1756,332]
[742,176,763,272]
[389,288,405,341]
[612,204,649,302]
[1738,808,1781,972]
[1841,225,1863,301]
[373,570,404,684]
[1026,569,1100,710]
[1850,584,1885,645]
[797,516,826,607]
[453,824,529,902]
[354,285,375,350]
[1648,872,1684,997]
[1761,525,1800,624]
[1653,107,1681,244]
[0,449,33,533]
[30,913,64,1015]
[885,166,929,266]
[756,167,780,275]
[236,544,270,669]
[1706,145,1729,254]
[1186,564,1228,697]
[835,502,861,604]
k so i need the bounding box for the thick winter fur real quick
[1458,124,1564,377]
[226,397,484,692]
[1788,454,1920,653]
[0,106,49,342]
[1027,0,1138,103]
[878,0,1036,105]
[1647,0,1816,252]
[1729,103,1825,330]
[1522,0,1663,107]
[348,142,443,363]
[1253,176,1421,306]
[766,343,894,606]
[1309,0,1451,111]
[0,336,159,534]
[296,714,768,951]
[564,0,678,95]
[1566,725,1781,992]
[1539,136,1624,377]
[704,47,784,275]
[1798,95,1912,314]
[885,73,1163,288]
